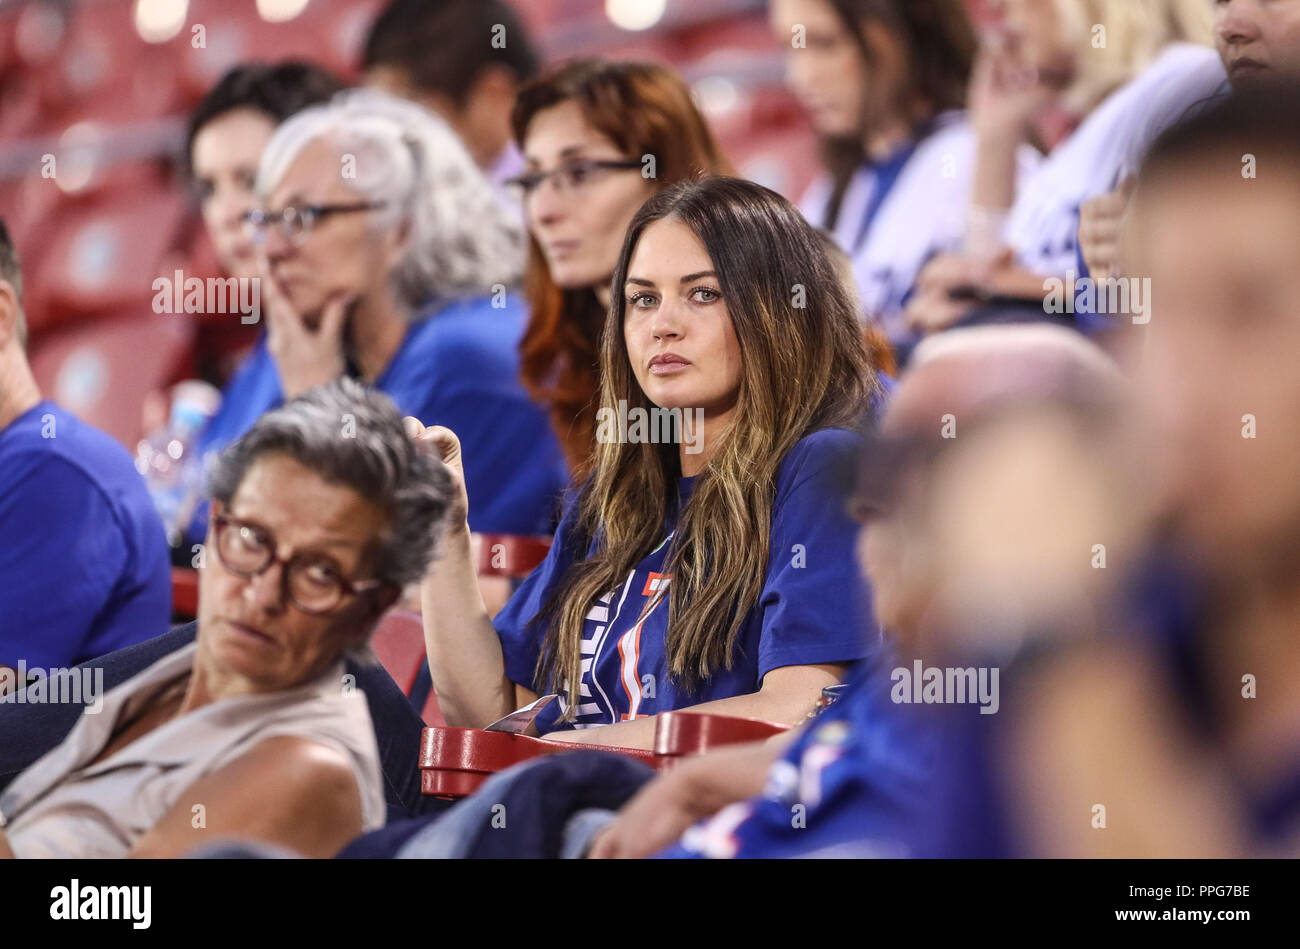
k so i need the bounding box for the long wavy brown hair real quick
[817,0,976,231]
[527,177,877,713]
[511,59,733,480]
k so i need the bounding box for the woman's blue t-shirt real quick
[493,427,878,734]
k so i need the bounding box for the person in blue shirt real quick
[409,176,883,747]
[183,88,568,546]
[582,323,1126,858]
[0,220,170,677]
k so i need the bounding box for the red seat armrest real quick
[653,711,789,757]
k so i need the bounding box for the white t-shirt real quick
[802,111,1041,342]
[1006,43,1229,278]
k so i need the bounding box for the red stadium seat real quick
[0,174,61,261]
[179,0,381,101]
[673,13,775,65]
[419,711,788,799]
[652,710,789,760]
[368,609,425,696]
[34,2,184,127]
[6,0,67,73]
[172,567,200,620]
[474,533,553,579]
[27,307,195,448]
[31,188,187,329]
[0,8,16,75]
[174,219,263,386]
[734,122,823,205]
[0,68,43,140]
[420,726,660,798]
[365,609,446,726]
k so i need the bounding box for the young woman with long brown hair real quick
[409,176,882,749]
[506,59,732,481]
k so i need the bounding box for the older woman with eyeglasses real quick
[181,88,569,549]
[0,379,454,858]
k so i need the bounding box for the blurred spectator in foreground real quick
[0,220,170,680]
[909,87,1300,857]
[184,89,567,549]
[768,0,1038,355]
[1114,84,1300,855]
[362,0,540,199]
[904,0,1218,341]
[509,59,732,479]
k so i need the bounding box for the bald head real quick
[885,325,1124,437]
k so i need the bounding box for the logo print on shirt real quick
[620,567,672,720]
[642,572,672,597]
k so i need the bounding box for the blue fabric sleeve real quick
[377,298,569,536]
[397,356,562,536]
[755,429,878,677]
[196,337,282,460]
[186,339,282,546]
[0,456,127,668]
[491,495,585,690]
[1072,242,1116,338]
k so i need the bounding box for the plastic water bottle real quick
[135,381,220,548]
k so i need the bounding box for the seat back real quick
[171,567,199,621]
[366,610,445,727]
[28,308,194,447]
[368,610,425,696]
[473,533,552,579]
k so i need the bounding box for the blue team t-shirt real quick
[494,427,878,734]
[186,293,569,544]
[0,401,171,668]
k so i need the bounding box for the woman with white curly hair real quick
[186,88,568,546]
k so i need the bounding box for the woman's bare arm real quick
[544,661,847,750]
[127,736,364,859]
[419,522,519,727]
[407,420,518,728]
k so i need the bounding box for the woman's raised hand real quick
[404,417,470,533]
[968,25,1060,144]
[262,267,351,399]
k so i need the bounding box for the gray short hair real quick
[207,377,454,593]
[256,88,524,309]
